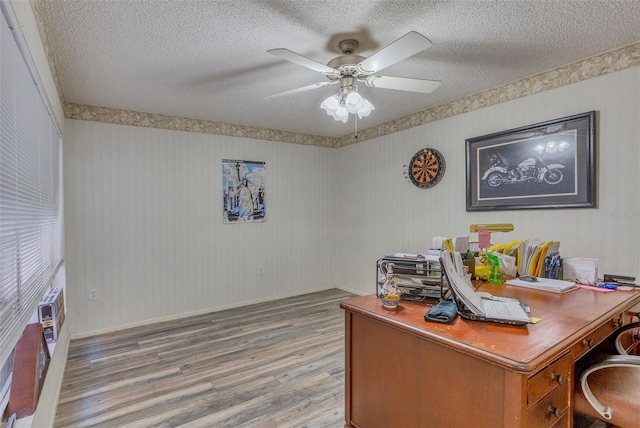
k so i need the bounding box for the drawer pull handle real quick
[582,338,594,348]
[551,372,564,385]
[546,405,562,418]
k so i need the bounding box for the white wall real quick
[336,67,640,293]
[63,120,338,335]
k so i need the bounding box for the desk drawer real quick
[550,412,569,428]
[526,379,569,428]
[527,352,571,406]
[571,315,621,359]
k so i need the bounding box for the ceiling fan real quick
[265,31,441,122]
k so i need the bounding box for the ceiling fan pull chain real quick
[354,114,358,139]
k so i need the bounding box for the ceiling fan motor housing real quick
[338,39,358,55]
[325,39,368,82]
[327,55,366,78]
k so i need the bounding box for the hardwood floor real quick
[55,289,355,428]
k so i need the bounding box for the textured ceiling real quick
[38,0,640,139]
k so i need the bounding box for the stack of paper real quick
[491,251,517,277]
[503,241,521,257]
[432,236,446,250]
[562,258,598,284]
[441,252,531,324]
[432,236,470,253]
[506,277,576,293]
[440,252,483,314]
[453,236,470,253]
[389,252,439,262]
[517,240,560,276]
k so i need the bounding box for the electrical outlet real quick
[258,266,264,275]
[89,289,98,300]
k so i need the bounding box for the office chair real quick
[574,322,640,427]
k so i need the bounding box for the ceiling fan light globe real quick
[345,92,364,114]
[320,94,340,114]
[335,106,349,123]
[357,99,374,118]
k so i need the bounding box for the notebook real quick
[440,251,530,326]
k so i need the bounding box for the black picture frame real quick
[466,111,596,211]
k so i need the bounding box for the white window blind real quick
[0,2,63,366]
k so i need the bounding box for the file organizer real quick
[376,255,446,302]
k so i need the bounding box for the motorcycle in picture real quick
[482,152,565,188]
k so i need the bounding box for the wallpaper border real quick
[62,103,335,148]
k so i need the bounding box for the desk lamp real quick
[469,223,514,253]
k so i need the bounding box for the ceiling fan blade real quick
[357,31,432,74]
[364,75,441,93]
[268,48,337,75]
[263,81,335,99]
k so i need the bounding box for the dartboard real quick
[408,148,446,188]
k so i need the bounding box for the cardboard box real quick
[38,287,65,343]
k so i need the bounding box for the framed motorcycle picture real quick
[466,111,596,211]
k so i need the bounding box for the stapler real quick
[603,274,638,287]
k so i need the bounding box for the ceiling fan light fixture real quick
[321,90,374,122]
[345,91,364,114]
[320,94,340,114]
[320,94,349,123]
[357,99,375,119]
[334,105,349,123]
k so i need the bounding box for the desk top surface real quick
[341,283,640,372]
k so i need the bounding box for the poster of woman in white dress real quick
[222,159,266,223]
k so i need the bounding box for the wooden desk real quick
[340,283,640,428]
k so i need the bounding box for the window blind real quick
[0,3,63,366]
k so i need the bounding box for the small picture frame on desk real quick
[466,111,596,211]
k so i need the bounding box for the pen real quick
[595,282,617,290]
